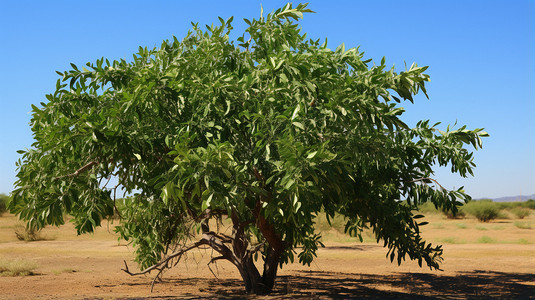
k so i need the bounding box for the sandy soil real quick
[0,214,534,299]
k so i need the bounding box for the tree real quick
[10,3,488,294]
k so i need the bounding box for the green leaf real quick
[284,178,295,189]
[292,122,305,130]
[306,151,317,159]
[291,105,300,120]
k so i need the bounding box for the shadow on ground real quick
[117,270,535,299]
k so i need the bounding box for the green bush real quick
[416,202,440,214]
[463,200,500,222]
[416,202,465,218]
[525,199,535,210]
[511,207,531,219]
[496,201,533,210]
[314,212,348,233]
[0,194,10,216]
[443,208,466,219]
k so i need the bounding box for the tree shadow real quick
[321,245,382,251]
[116,270,535,299]
[274,270,535,299]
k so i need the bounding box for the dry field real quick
[0,211,534,299]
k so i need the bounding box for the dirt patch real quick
[0,213,534,299]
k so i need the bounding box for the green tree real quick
[10,4,488,294]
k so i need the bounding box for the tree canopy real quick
[10,3,488,294]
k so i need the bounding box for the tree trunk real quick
[237,257,263,294]
[237,253,280,294]
[261,246,281,292]
[230,204,285,294]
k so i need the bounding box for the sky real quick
[0,0,533,199]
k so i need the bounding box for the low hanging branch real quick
[122,232,238,292]
[122,240,206,292]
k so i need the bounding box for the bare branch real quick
[122,232,239,292]
[122,240,205,277]
[113,183,122,219]
[54,161,98,181]
[207,255,226,279]
[100,175,112,189]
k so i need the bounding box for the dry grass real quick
[0,256,39,276]
[477,235,497,244]
[455,223,468,229]
[0,211,534,298]
[13,222,52,241]
[513,221,532,229]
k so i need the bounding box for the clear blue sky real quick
[0,1,533,199]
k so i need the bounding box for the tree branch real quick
[207,255,226,279]
[253,199,285,254]
[122,232,239,292]
[407,177,446,191]
[122,240,204,276]
[54,161,98,181]
[252,166,265,182]
[248,241,265,256]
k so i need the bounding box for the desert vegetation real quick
[0,193,10,216]
[0,209,533,298]
[0,256,39,277]
[418,199,533,222]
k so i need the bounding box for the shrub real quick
[416,202,465,219]
[415,202,440,214]
[13,223,45,241]
[0,194,10,216]
[0,257,38,276]
[463,200,499,222]
[513,221,532,229]
[477,236,497,243]
[524,199,535,210]
[496,201,535,210]
[511,207,531,219]
[496,201,517,210]
[443,208,466,219]
[314,212,348,233]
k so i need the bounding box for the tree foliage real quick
[10,3,487,294]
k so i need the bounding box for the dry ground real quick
[0,213,534,299]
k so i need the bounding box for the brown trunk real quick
[231,207,284,294]
[261,246,281,292]
[237,253,280,294]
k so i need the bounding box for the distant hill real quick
[479,194,535,202]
